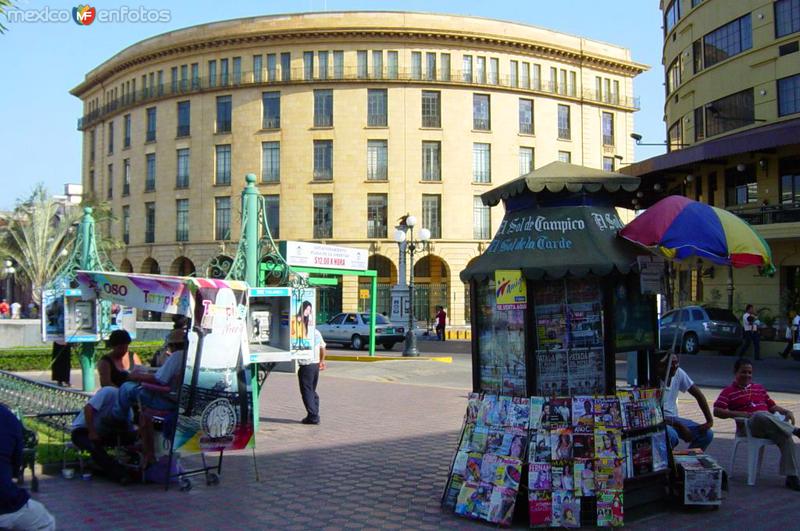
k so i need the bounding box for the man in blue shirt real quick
[0,403,55,530]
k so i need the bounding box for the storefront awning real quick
[460,205,643,281]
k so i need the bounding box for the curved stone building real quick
[71,11,647,325]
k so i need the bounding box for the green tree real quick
[0,1,15,34]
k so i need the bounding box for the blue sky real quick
[0,0,667,210]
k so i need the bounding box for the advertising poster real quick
[495,270,527,310]
[41,289,65,342]
[290,287,316,354]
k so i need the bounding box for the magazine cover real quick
[489,456,522,489]
[632,436,654,476]
[572,424,595,459]
[478,395,498,427]
[595,458,624,492]
[551,427,574,460]
[594,397,623,428]
[490,428,528,459]
[459,424,474,450]
[465,392,481,424]
[480,453,502,484]
[550,490,565,528]
[529,462,552,490]
[465,453,483,483]
[652,432,669,471]
[572,396,595,427]
[567,348,606,396]
[528,490,552,527]
[530,396,545,430]
[574,458,595,497]
[451,450,470,478]
[470,426,489,453]
[497,395,513,426]
[594,427,623,458]
[561,493,581,528]
[547,398,572,427]
[597,491,624,527]
[485,427,507,456]
[442,474,464,511]
[551,460,574,491]
[455,481,492,520]
[532,430,551,463]
[509,396,531,429]
[685,468,722,505]
[536,350,569,396]
[487,486,517,526]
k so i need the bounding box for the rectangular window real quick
[510,60,518,87]
[177,101,190,137]
[776,0,800,38]
[778,73,800,117]
[665,0,681,34]
[145,202,155,243]
[473,94,490,130]
[557,104,571,140]
[357,50,368,79]
[123,114,131,148]
[568,71,577,97]
[472,143,491,183]
[422,194,441,239]
[261,141,280,183]
[215,144,231,185]
[489,58,499,85]
[463,55,473,82]
[214,197,231,241]
[122,205,130,244]
[171,66,178,93]
[519,147,534,176]
[667,57,681,95]
[421,90,441,128]
[411,51,422,80]
[476,56,486,84]
[387,51,398,79]
[313,140,333,180]
[318,51,328,80]
[532,64,541,90]
[107,163,113,199]
[145,153,156,191]
[89,169,95,194]
[157,70,164,95]
[314,89,334,127]
[189,63,198,90]
[333,50,344,79]
[521,62,530,89]
[267,53,277,82]
[220,58,229,86]
[281,52,291,81]
[473,197,490,239]
[725,164,757,206]
[602,112,614,146]
[603,157,615,172]
[693,39,703,74]
[519,99,533,134]
[779,157,800,204]
[180,64,188,92]
[176,199,189,242]
[705,88,754,137]
[373,50,384,79]
[703,14,752,68]
[253,55,263,83]
[367,194,388,238]
[440,53,451,81]
[264,195,280,239]
[612,80,620,104]
[313,194,333,239]
[108,121,114,154]
[262,91,280,129]
[367,89,388,127]
[422,141,441,181]
[304,51,314,81]
[209,60,217,87]
[367,140,388,181]
[216,96,231,133]
[425,52,436,81]
[694,106,706,142]
[558,151,571,163]
[559,69,567,95]
[90,130,96,162]
[145,107,156,142]
[123,159,131,196]
[668,120,683,151]
[176,148,190,188]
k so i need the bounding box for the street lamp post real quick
[2,260,15,301]
[394,215,430,357]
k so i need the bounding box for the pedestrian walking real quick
[783,310,800,359]
[738,304,761,360]
[435,305,447,341]
[10,301,21,319]
[297,328,326,425]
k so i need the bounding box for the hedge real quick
[0,342,163,372]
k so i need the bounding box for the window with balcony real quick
[510,60,518,88]
[440,53,451,81]
[421,91,441,128]
[775,0,800,38]
[208,60,217,88]
[264,195,280,239]
[262,91,280,129]
[216,96,231,134]
[253,55,262,83]
[318,51,328,80]
[422,141,441,181]
[304,51,314,81]
[532,64,541,90]
[557,105,571,140]
[602,112,614,146]
[108,121,114,154]
[313,140,333,181]
[331,50,342,79]
[473,94,490,130]
[367,89,387,126]
[519,99,533,135]
[422,194,441,238]
[123,159,130,196]
[367,140,388,181]
[387,51,398,79]
[780,157,800,204]
[314,89,334,127]
[176,148,190,188]
[473,197,490,239]
[313,194,333,239]
[177,101,190,137]
[550,67,558,92]
[180,64,188,92]
[215,145,231,185]
[267,53,277,82]
[725,164,757,206]
[489,58,498,85]
[107,163,113,199]
[176,199,189,242]
[373,50,383,79]
[281,52,291,81]
[664,0,681,34]
[411,51,422,80]
[704,88,754,137]
[145,107,156,142]
[171,66,178,93]
[90,129,96,163]
[261,141,280,183]
[425,52,436,81]
[367,194,388,238]
[122,205,130,244]
[357,50,368,79]
[703,14,752,68]
[476,56,486,84]
[472,143,491,184]
[220,58,229,86]
[521,62,530,89]
[463,55,473,83]
[123,114,131,148]
[519,147,534,176]
[214,197,231,240]
[144,154,156,191]
[778,73,800,116]
[145,202,155,243]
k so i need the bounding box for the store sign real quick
[495,270,527,310]
[284,241,368,270]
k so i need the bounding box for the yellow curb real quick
[327,355,452,364]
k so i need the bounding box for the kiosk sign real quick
[495,270,527,310]
[283,240,368,270]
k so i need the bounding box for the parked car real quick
[316,312,405,350]
[659,306,742,355]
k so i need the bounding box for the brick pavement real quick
[23,370,800,529]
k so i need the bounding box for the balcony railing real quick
[473,118,490,130]
[422,115,441,128]
[262,117,280,129]
[77,66,641,130]
[176,125,190,137]
[727,202,800,225]
[519,122,533,135]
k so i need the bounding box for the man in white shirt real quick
[782,310,799,359]
[738,304,761,360]
[297,328,326,425]
[662,353,714,450]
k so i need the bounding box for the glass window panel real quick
[261,141,280,183]
[367,140,388,180]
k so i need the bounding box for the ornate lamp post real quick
[2,259,15,301]
[394,215,430,357]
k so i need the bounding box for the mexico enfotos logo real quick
[7,4,171,25]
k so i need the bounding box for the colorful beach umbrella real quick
[619,195,774,274]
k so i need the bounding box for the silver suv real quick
[659,306,742,355]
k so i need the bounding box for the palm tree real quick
[0,1,16,34]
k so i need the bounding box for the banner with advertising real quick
[75,271,193,316]
[290,288,317,353]
[494,270,528,310]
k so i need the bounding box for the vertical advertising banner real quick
[290,288,317,355]
[495,270,528,310]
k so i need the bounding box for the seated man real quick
[661,353,714,450]
[713,358,800,491]
[0,402,56,530]
[70,386,135,484]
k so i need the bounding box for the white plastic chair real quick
[730,418,778,486]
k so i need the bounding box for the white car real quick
[316,312,405,350]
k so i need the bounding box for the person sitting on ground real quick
[713,358,800,491]
[97,330,142,388]
[661,352,714,450]
[0,402,56,530]
[70,387,135,484]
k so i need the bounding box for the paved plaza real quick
[21,347,800,529]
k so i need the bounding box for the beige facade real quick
[72,11,647,325]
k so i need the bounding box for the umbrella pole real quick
[727,266,734,311]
